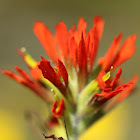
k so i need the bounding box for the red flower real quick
[1,15,138,138]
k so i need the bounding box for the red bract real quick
[99,82,133,102]
[52,99,65,118]
[57,59,68,86]
[112,75,138,104]
[110,67,122,87]
[1,66,50,102]
[33,22,58,62]
[78,33,87,75]
[98,34,136,71]
[93,67,136,106]
[96,71,106,89]
[38,56,68,95]
[55,22,68,60]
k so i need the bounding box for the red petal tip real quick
[1,70,8,74]
[40,56,44,59]
[14,66,23,74]
[14,65,19,70]
[132,75,138,83]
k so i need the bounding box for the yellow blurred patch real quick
[80,102,130,140]
[0,102,130,140]
[20,47,37,68]
[0,109,25,140]
[24,53,37,68]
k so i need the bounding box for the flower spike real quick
[1,15,138,139]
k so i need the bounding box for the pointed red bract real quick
[74,18,87,45]
[96,71,106,89]
[77,17,87,33]
[99,33,122,71]
[100,82,133,102]
[99,34,136,71]
[110,67,122,87]
[93,16,104,40]
[85,32,90,55]
[52,99,65,118]
[69,37,77,69]
[55,22,68,59]
[58,59,68,86]
[38,56,57,83]
[33,22,58,62]
[89,28,99,70]
[38,56,66,94]
[87,16,104,71]
[1,70,23,83]
[78,33,87,75]
[112,34,136,69]
[1,68,50,102]
[15,66,32,82]
[113,75,138,104]
[93,67,137,106]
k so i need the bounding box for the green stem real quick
[77,80,99,113]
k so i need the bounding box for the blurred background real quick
[0,0,140,140]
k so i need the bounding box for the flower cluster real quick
[2,16,138,140]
